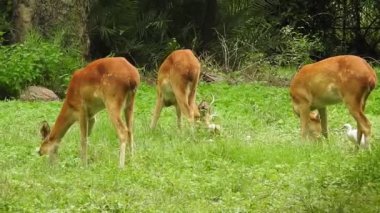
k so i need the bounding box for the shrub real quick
[209,24,322,76]
[269,26,323,67]
[0,31,84,98]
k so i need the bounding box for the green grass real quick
[1,82,380,212]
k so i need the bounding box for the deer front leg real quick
[125,91,136,156]
[175,104,182,128]
[150,97,164,129]
[299,106,311,140]
[318,107,328,138]
[79,107,89,166]
[88,117,95,136]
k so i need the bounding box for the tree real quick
[12,0,90,57]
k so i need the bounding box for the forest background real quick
[1,0,380,97]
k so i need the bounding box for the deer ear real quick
[40,121,51,139]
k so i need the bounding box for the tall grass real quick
[0,83,379,212]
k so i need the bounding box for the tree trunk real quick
[12,0,35,42]
[12,0,90,57]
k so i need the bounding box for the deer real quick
[38,57,140,168]
[150,49,212,129]
[290,55,377,147]
[198,96,221,133]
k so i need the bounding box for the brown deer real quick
[38,57,140,168]
[150,49,208,129]
[290,55,377,147]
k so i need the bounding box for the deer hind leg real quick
[106,97,129,168]
[355,115,371,149]
[79,106,90,166]
[188,78,200,120]
[346,97,371,147]
[150,94,164,129]
[361,91,373,148]
[125,91,136,156]
[172,83,193,125]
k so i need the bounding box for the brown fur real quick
[150,49,202,129]
[308,111,323,139]
[290,55,377,144]
[38,57,140,168]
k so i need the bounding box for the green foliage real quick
[0,83,380,211]
[0,31,5,44]
[205,1,323,73]
[86,0,380,74]
[274,0,380,57]
[207,24,321,74]
[0,0,12,44]
[0,31,83,98]
[88,0,211,70]
[270,26,323,66]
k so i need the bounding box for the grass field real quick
[1,82,380,212]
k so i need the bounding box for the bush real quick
[0,31,84,98]
[269,26,323,67]
[209,23,322,75]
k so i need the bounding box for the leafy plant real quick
[269,25,323,66]
[0,31,83,98]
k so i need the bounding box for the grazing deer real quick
[290,55,377,146]
[150,49,208,129]
[38,57,140,168]
[198,96,221,133]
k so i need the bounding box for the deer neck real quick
[48,102,76,142]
